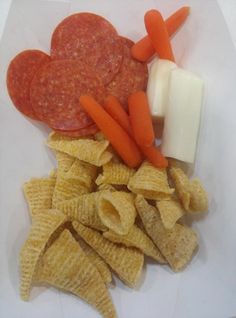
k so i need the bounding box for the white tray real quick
[0,1,236,317]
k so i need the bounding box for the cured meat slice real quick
[7,50,50,120]
[55,124,99,138]
[51,13,123,85]
[106,37,148,108]
[30,60,106,131]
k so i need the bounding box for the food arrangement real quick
[6,5,208,318]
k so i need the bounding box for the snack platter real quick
[0,1,236,318]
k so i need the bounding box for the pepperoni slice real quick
[51,13,123,85]
[7,50,50,120]
[106,37,148,108]
[30,59,106,131]
[55,124,99,138]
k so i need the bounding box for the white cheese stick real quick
[161,68,204,163]
[147,59,176,119]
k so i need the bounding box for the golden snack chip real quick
[35,230,116,318]
[128,161,174,200]
[67,158,97,179]
[189,179,208,212]
[169,167,191,211]
[95,174,104,186]
[97,161,135,186]
[96,175,124,190]
[103,225,166,263]
[94,131,106,141]
[94,133,121,163]
[78,238,112,284]
[20,210,66,300]
[55,151,75,174]
[169,168,208,212]
[66,159,97,191]
[57,192,107,231]
[156,199,184,229]
[97,183,116,192]
[168,158,189,173]
[52,174,89,209]
[47,132,112,166]
[23,177,56,217]
[98,191,136,235]
[20,127,208,313]
[135,195,198,271]
[49,169,57,178]
[73,222,144,287]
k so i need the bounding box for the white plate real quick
[0,0,236,317]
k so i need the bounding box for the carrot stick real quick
[131,36,155,63]
[103,94,167,167]
[79,95,142,168]
[144,10,175,62]
[103,95,133,136]
[165,6,190,36]
[132,7,189,62]
[140,144,168,168]
[128,91,155,147]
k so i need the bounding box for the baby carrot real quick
[104,95,133,136]
[131,7,190,62]
[79,95,142,168]
[104,93,167,168]
[144,10,175,62]
[131,36,154,63]
[128,91,154,147]
[165,6,190,36]
[140,144,168,168]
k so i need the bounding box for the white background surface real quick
[0,0,236,48]
[0,1,236,318]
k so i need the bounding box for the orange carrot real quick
[103,94,167,167]
[79,95,142,168]
[131,7,190,62]
[128,91,154,147]
[165,6,190,36]
[131,36,154,63]
[140,144,168,168]
[104,95,133,136]
[144,10,175,62]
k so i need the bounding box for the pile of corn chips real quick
[21,132,208,318]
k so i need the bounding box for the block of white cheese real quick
[147,59,176,119]
[161,68,204,163]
